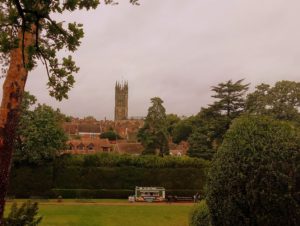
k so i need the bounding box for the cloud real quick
[1,0,300,119]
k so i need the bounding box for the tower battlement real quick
[115,81,128,121]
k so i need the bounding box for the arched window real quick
[69,143,74,150]
[77,143,85,150]
[87,143,94,150]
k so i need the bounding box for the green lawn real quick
[5,201,193,226]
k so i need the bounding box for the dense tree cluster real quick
[185,80,300,160]
[184,79,250,159]
[246,80,300,121]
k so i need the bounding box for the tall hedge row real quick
[8,154,209,198]
[8,164,54,198]
[54,166,205,189]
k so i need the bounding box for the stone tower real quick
[115,81,128,121]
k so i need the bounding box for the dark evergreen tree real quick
[187,79,249,159]
[138,97,169,156]
[187,127,214,160]
[211,79,249,119]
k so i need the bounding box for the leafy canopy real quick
[207,116,300,226]
[246,80,300,121]
[172,118,193,144]
[0,0,138,100]
[14,92,68,164]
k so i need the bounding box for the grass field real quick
[5,200,193,226]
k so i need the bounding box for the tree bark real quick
[0,28,35,224]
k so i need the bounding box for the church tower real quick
[115,81,128,121]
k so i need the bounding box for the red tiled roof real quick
[115,143,144,155]
[66,137,112,152]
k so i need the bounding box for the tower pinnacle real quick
[115,81,128,121]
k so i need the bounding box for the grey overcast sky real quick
[1,0,300,120]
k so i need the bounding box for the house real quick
[65,137,112,154]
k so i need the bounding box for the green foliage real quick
[100,131,121,141]
[138,97,169,156]
[187,127,214,160]
[51,189,201,199]
[8,154,209,198]
[210,79,249,118]
[56,153,208,168]
[3,201,42,226]
[187,79,249,158]
[206,116,300,226]
[166,114,181,135]
[8,165,54,198]
[53,166,207,191]
[172,118,193,144]
[14,95,68,164]
[51,189,134,199]
[186,107,228,159]
[0,0,138,99]
[246,80,300,121]
[189,201,211,226]
[20,92,37,111]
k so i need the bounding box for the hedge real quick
[55,153,208,168]
[8,165,53,198]
[51,189,134,199]
[8,154,209,198]
[54,167,206,190]
[51,189,202,199]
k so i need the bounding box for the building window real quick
[87,143,94,150]
[77,143,85,150]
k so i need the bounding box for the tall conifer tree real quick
[138,97,169,156]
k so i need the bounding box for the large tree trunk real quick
[0,28,35,224]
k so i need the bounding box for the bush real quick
[51,189,134,199]
[207,116,300,226]
[3,201,42,226]
[56,153,209,168]
[8,154,209,198]
[8,165,53,198]
[50,189,201,199]
[53,167,207,190]
[189,201,211,226]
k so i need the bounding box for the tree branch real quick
[45,16,69,38]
